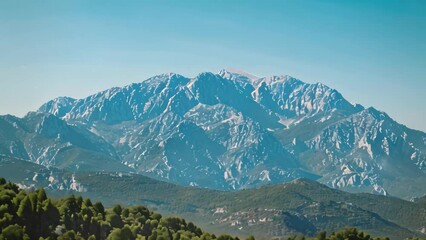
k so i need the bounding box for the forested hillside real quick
[1,177,424,240]
[0,177,239,240]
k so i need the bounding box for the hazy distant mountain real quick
[2,69,424,198]
[0,112,130,172]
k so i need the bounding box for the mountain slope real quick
[0,112,130,172]
[280,107,426,198]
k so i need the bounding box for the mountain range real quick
[1,69,425,199]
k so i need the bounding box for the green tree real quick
[17,196,32,219]
[0,224,30,240]
[42,199,60,234]
[113,204,123,216]
[37,188,48,202]
[316,231,326,240]
[57,230,84,240]
[93,202,105,216]
[84,198,93,207]
[107,213,124,228]
[217,235,235,240]
[107,226,133,240]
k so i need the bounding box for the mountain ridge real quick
[1,69,424,198]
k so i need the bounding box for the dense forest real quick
[0,177,423,240]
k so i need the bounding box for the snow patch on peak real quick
[358,137,374,159]
[259,170,271,181]
[224,168,233,180]
[38,97,76,118]
[372,184,387,196]
[258,75,301,85]
[219,68,260,81]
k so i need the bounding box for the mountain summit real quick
[2,70,425,198]
[218,68,260,82]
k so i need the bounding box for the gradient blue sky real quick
[0,0,425,131]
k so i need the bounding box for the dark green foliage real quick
[0,224,30,240]
[106,213,123,228]
[316,231,326,240]
[160,217,187,232]
[299,228,392,240]
[93,202,105,216]
[57,230,84,240]
[216,235,233,240]
[0,177,242,240]
[112,204,122,215]
[107,226,133,240]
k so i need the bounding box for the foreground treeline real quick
[287,227,426,240]
[0,178,243,240]
[287,228,389,240]
[0,178,424,240]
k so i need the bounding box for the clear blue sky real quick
[0,0,425,131]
